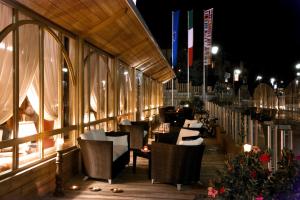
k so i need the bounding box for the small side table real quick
[132,146,151,179]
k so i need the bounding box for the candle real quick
[56,138,64,151]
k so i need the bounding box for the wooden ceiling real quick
[15,0,175,82]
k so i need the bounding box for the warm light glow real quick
[243,144,252,152]
[145,106,148,110]
[84,112,96,123]
[108,113,113,117]
[18,121,37,137]
[151,105,154,108]
[149,116,153,121]
[296,80,299,85]
[123,71,128,75]
[141,116,145,121]
[55,137,64,151]
[6,46,13,52]
[211,46,219,55]
[0,42,5,49]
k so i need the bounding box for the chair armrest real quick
[78,138,113,179]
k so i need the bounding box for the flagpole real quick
[187,11,190,99]
[171,11,174,106]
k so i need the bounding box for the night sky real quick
[136,0,300,88]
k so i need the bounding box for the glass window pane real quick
[0,148,12,174]
[108,58,115,118]
[99,55,107,119]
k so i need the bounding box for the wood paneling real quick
[15,0,175,82]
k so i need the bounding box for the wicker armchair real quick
[151,141,205,190]
[78,131,130,184]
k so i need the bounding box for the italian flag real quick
[188,10,193,67]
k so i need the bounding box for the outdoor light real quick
[270,77,275,85]
[234,69,241,81]
[296,63,300,69]
[256,75,262,81]
[62,67,68,72]
[297,72,300,77]
[211,46,219,55]
[243,144,252,152]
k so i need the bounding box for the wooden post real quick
[53,150,64,197]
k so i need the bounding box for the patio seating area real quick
[42,137,225,200]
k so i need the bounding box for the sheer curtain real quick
[19,22,39,112]
[89,53,98,113]
[27,31,60,124]
[0,4,13,125]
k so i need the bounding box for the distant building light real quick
[211,46,219,55]
[296,63,300,69]
[256,75,262,81]
[270,77,275,85]
[62,67,68,72]
[297,72,300,77]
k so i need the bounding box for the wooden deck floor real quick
[43,138,225,200]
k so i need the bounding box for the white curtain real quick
[27,31,60,122]
[0,6,39,125]
[0,4,13,125]
[89,53,98,113]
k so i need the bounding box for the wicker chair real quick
[151,141,205,190]
[78,131,130,184]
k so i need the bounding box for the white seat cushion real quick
[178,137,204,146]
[80,129,106,141]
[107,135,128,146]
[189,122,203,128]
[113,145,128,161]
[183,119,198,128]
[176,128,200,145]
[120,119,131,125]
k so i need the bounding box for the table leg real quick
[148,156,151,179]
[133,150,137,173]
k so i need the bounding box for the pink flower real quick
[208,187,218,198]
[256,195,263,200]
